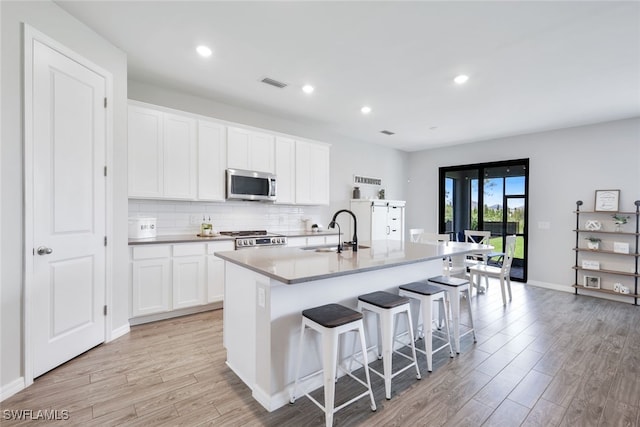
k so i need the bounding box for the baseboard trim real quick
[109,323,131,342]
[1,377,25,402]
[526,280,573,293]
[129,302,223,326]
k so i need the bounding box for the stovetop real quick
[219,230,282,238]
[220,230,287,248]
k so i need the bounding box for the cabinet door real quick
[207,257,225,303]
[287,236,308,247]
[163,113,196,199]
[249,131,275,173]
[227,127,251,170]
[275,136,295,204]
[132,258,170,316]
[371,205,389,241]
[172,256,206,309]
[198,120,227,201]
[128,106,163,198]
[294,141,312,204]
[309,143,330,205]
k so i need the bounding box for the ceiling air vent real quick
[260,77,288,89]
[380,130,395,135]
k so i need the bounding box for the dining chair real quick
[409,228,425,243]
[463,230,492,289]
[418,233,450,244]
[468,235,517,305]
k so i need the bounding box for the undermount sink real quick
[300,244,370,252]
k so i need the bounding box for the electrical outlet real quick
[257,288,266,308]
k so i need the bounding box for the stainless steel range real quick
[219,230,287,249]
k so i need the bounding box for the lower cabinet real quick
[286,234,340,248]
[130,240,234,320]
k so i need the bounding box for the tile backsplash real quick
[129,199,330,235]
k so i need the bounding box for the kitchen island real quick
[215,240,489,411]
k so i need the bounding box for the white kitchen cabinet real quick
[128,106,164,198]
[172,244,206,309]
[350,200,406,243]
[227,127,275,173]
[286,234,340,248]
[131,245,171,317]
[295,140,330,205]
[275,136,296,204]
[198,120,227,201]
[207,241,235,302]
[128,104,196,200]
[163,113,197,199]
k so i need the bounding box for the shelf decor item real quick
[585,220,602,231]
[584,275,601,289]
[594,189,620,212]
[612,214,629,232]
[613,241,630,254]
[584,236,601,250]
[582,260,600,270]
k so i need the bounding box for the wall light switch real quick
[538,221,551,230]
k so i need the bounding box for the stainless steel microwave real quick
[226,169,277,201]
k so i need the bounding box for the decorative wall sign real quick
[594,190,620,212]
[581,260,600,270]
[585,220,602,231]
[353,175,382,186]
[613,242,630,254]
[583,275,601,289]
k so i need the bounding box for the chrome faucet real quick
[329,209,358,252]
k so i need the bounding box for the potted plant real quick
[612,214,629,232]
[585,236,601,250]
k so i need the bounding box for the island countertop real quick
[215,240,491,284]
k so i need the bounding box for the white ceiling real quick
[56,1,640,152]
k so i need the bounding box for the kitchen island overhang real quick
[215,240,490,412]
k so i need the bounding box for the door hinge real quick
[103,305,107,316]
[104,97,107,108]
[104,236,107,246]
[104,166,107,177]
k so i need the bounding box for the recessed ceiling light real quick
[302,85,314,94]
[196,45,212,57]
[454,74,469,84]
[361,106,372,114]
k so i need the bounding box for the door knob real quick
[37,246,53,255]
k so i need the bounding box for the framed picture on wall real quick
[594,190,620,212]
[583,275,601,289]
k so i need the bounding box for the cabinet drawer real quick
[132,245,171,260]
[207,241,235,254]
[173,243,206,257]
[307,236,326,246]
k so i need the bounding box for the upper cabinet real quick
[128,106,164,198]
[227,127,275,173]
[128,105,196,200]
[197,120,227,201]
[295,140,330,205]
[128,101,330,205]
[275,136,296,204]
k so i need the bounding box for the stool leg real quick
[448,289,461,353]
[381,310,393,399]
[357,321,377,412]
[290,320,306,404]
[404,308,421,379]
[439,297,454,358]
[422,297,433,371]
[322,329,339,427]
[464,289,477,342]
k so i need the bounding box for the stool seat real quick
[428,275,469,287]
[358,291,410,309]
[398,281,444,296]
[302,303,363,328]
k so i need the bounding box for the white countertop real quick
[128,229,340,245]
[215,240,491,284]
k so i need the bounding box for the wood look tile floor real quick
[3,282,640,426]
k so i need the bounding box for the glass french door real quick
[439,159,529,282]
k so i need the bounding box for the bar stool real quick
[357,291,421,400]
[290,303,376,427]
[398,281,454,372]
[428,275,476,353]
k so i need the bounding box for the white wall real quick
[0,0,128,397]
[128,80,410,232]
[406,118,640,290]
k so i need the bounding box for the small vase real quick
[587,241,599,250]
[615,223,623,232]
[352,187,361,199]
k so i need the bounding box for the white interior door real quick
[31,38,107,377]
